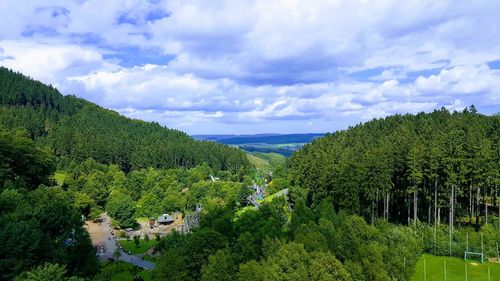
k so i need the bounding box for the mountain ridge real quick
[0,67,249,171]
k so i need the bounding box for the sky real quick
[0,0,499,135]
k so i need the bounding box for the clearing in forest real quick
[412,254,500,281]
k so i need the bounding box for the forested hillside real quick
[0,130,98,280]
[0,67,249,172]
[289,108,500,226]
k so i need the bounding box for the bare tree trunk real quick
[383,190,387,220]
[450,185,454,232]
[413,187,418,225]
[428,204,431,224]
[476,187,480,227]
[407,193,411,225]
[486,193,488,225]
[371,197,375,224]
[385,192,389,221]
[485,184,488,226]
[469,184,473,224]
[449,185,455,257]
[434,179,438,225]
[437,207,441,225]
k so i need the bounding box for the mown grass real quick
[247,153,271,171]
[251,152,286,165]
[119,239,158,255]
[412,254,500,281]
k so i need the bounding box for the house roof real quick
[158,214,174,223]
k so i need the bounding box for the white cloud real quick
[0,40,112,82]
[1,0,500,134]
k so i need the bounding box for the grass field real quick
[247,151,287,173]
[412,254,500,281]
[247,153,271,171]
[251,152,286,165]
[118,239,158,255]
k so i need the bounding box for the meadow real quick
[412,254,500,281]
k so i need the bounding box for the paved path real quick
[90,214,156,270]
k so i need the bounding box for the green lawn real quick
[135,217,150,223]
[247,153,271,171]
[251,152,286,165]
[118,239,158,255]
[412,254,500,281]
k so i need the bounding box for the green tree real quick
[106,192,136,227]
[13,263,83,281]
[201,249,235,281]
[0,130,55,190]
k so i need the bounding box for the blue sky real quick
[0,0,499,134]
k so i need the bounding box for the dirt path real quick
[85,213,156,270]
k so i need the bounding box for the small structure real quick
[149,218,156,228]
[246,184,265,207]
[183,204,202,233]
[172,212,183,224]
[158,214,174,225]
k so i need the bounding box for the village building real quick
[157,213,174,225]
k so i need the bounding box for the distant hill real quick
[194,133,326,156]
[0,67,249,171]
[194,133,325,144]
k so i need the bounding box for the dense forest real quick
[289,107,500,227]
[0,130,98,280]
[0,67,249,172]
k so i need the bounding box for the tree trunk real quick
[371,197,375,225]
[385,192,389,221]
[450,185,454,232]
[407,193,411,225]
[486,194,488,226]
[469,184,473,224]
[449,185,454,257]
[437,207,441,225]
[428,204,431,224]
[434,179,438,225]
[383,191,387,220]
[485,184,488,226]
[413,188,418,225]
[476,187,480,228]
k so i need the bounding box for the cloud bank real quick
[1,0,499,134]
